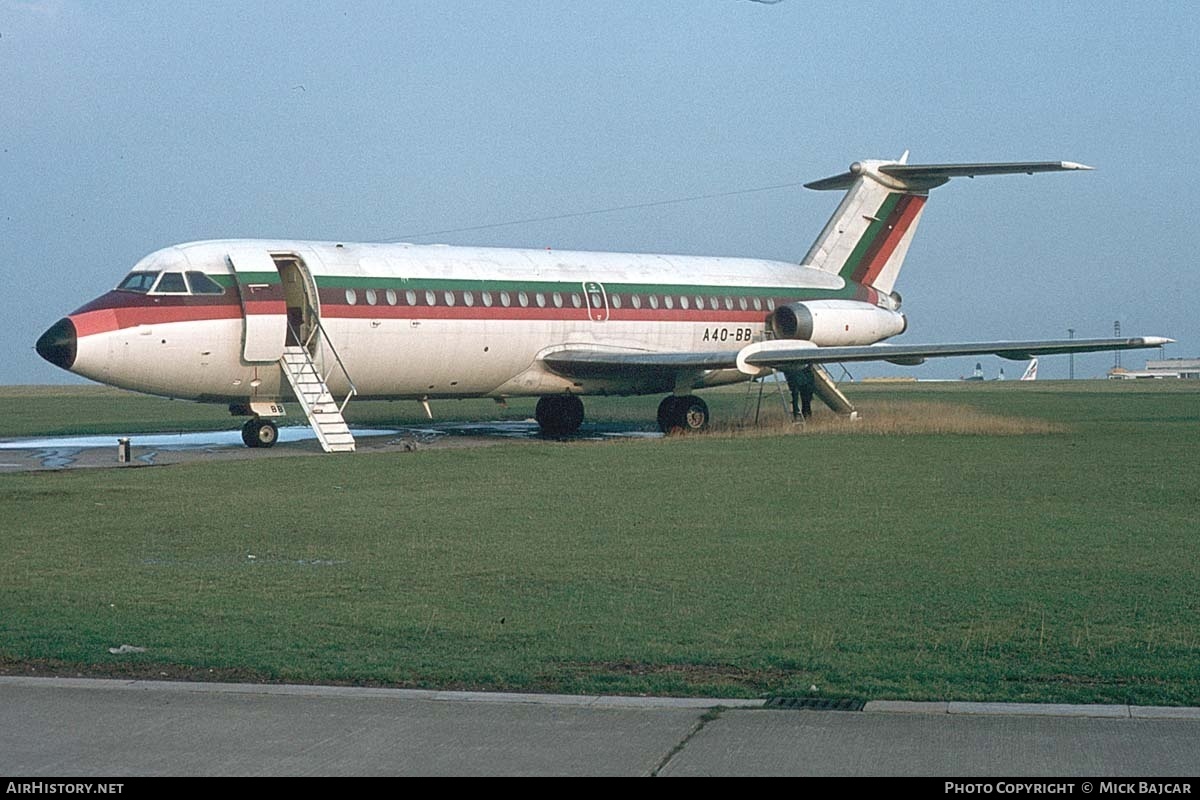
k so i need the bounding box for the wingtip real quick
[1061,161,1095,171]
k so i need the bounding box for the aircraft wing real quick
[542,336,1172,379]
[543,349,739,377]
[739,336,1173,370]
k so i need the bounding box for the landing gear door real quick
[228,249,287,362]
[583,281,609,322]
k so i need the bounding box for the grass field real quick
[1,380,1197,704]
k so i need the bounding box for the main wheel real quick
[679,396,709,432]
[657,396,683,431]
[657,395,709,434]
[535,395,585,436]
[241,418,279,448]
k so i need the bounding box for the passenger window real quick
[185,271,225,295]
[153,272,188,293]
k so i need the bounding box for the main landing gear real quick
[533,393,710,436]
[657,395,709,434]
[241,417,279,448]
[535,395,585,436]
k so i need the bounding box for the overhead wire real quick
[375,179,809,243]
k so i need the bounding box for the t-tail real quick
[802,155,1093,295]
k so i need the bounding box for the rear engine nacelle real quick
[769,300,907,346]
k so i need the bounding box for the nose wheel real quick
[241,418,279,448]
[657,395,709,434]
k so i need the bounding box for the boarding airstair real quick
[809,363,856,417]
[744,363,857,424]
[279,344,356,453]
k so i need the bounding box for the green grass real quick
[1,381,1197,703]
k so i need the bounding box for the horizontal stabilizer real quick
[800,156,1094,295]
[879,161,1093,180]
[804,160,1093,191]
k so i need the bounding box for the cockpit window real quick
[185,271,225,295]
[117,271,160,293]
[153,272,188,293]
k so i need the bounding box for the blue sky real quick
[3,1,1197,383]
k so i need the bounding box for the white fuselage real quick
[46,239,904,405]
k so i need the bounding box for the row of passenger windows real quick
[343,287,779,312]
[114,268,783,312]
[117,271,226,295]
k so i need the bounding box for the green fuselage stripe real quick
[839,192,902,282]
[313,276,868,302]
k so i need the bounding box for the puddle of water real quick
[32,448,82,468]
[399,420,663,442]
[0,427,401,451]
[0,422,661,461]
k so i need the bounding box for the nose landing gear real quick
[241,417,279,448]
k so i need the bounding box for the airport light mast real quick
[1068,328,1075,379]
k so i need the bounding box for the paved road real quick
[2,678,1198,776]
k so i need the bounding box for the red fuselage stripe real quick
[851,194,925,287]
[72,305,242,337]
[70,298,772,336]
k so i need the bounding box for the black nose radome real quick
[36,317,77,370]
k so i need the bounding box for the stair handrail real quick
[292,315,359,414]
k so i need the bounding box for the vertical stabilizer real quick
[801,161,928,295]
[802,159,1093,295]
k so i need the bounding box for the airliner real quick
[35,156,1170,452]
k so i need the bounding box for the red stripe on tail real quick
[853,194,926,288]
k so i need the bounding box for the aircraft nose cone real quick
[36,317,77,370]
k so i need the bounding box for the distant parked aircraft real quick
[36,155,1170,451]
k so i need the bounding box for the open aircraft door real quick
[227,249,287,362]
